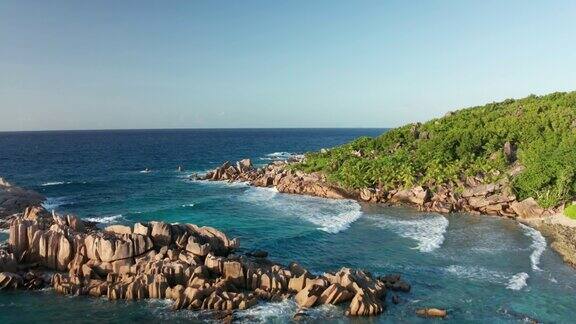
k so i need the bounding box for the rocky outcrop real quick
[538,223,576,267]
[0,208,406,319]
[0,178,45,219]
[198,159,354,200]
[200,159,553,221]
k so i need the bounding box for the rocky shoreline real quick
[198,158,576,268]
[0,178,436,321]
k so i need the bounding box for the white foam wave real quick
[369,214,448,252]
[507,272,529,290]
[83,214,123,224]
[260,152,304,161]
[41,197,70,211]
[445,265,530,290]
[519,224,546,271]
[444,265,509,284]
[41,181,71,187]
[181,203,195,208]
[235,300,297,323]
[240,187,362,234]
[236,299,341,322]
[193,179,249,188]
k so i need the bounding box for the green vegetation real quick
[296,91,576,208]
[564,204,576,220]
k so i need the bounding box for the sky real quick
[1,1,575,131]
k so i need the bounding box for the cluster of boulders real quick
[363,180,551,220]
[0,205,414,319]
[199,159,353,200]
[201,159,553,221]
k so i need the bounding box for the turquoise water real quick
[0,129,575,323]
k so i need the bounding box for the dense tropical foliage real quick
[296,91,576,208]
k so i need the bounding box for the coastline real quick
[200,158,576,269]
[0,155,573,321]
[0,177,426,320]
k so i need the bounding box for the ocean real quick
[0,128,575,323]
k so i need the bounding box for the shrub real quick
[564,204,576,220]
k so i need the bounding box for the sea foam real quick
[444,265,509,284]
[519,224,546,271]
[240,187,362,234]
[445,265,530,290]
[41,181,71,187]
[83,214,123,224]
[260,152,304,161]
[370,213,449,252]
[193,179,249,188]
[235,300,297,323]
[507,272,529,290]
[41,197,70,211]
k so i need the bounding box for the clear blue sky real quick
[1,1,575,131]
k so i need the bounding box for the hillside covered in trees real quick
[296,91,576,208]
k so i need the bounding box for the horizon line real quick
[0,126,390,134]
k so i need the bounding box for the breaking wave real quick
[240,187,362,234]
[41,181,71,187]
[235,300,341,323]
[193,179,249,188]
[444,265,530,291]
[507,272,529,290]
[83,214,123,224]
[369,213,449,252]
[519,224,546,271]
[41,197,72,211]
[444,265,509,284]
[235,300,297,323]
[260,152,304,161]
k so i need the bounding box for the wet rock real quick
[293,310,309,321]
[0,250,18,273]
[416,308,447,318]
[391,294,400,304]
[246,250,268,258]
[390,280,410,292]
[0,178,45,218]
[0,272,22,290]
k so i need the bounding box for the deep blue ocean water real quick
[0,129,575,323]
